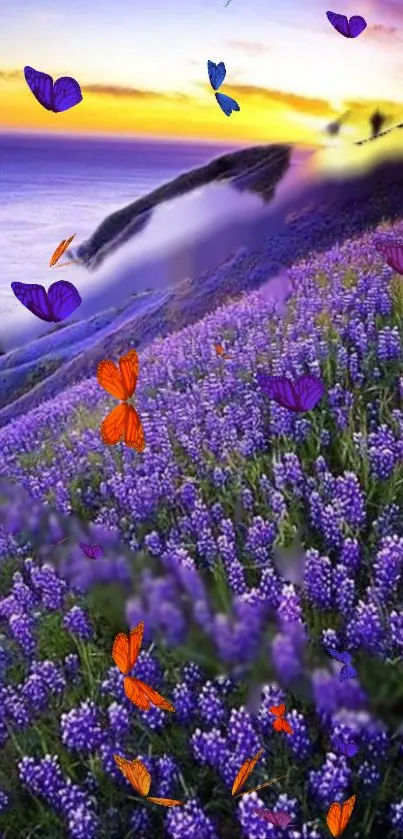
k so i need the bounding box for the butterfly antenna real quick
[234,775,286,798]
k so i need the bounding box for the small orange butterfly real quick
[269,704,294,735]
[114,754,184,807]
[231,748,285,798]
[49,234,76,268]
[214,343,232,359]
[112,621,175,712]
[97,348,145,451]
[326,794,356,837]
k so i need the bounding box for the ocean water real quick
[0,132,238,317]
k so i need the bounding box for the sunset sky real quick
[2,0,403,145]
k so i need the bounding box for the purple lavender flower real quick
[165,799,218,839]
[63,605,93,639]
[60,701,104,753]
[1,219,403,838]
[309,752,351,807]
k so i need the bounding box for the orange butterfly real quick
[214,343,232,359]
[49,234,76,267]
[112,621,175,712]
[326,794,356,837]
[97,348,145,451]
[231,748,285,798]
[114,754,184,807]
[269,704,294,735]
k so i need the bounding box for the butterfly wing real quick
[52,75,83,112]
[207,60,226,90]
[279,719,294,735]
[327,648,351,665]
[146,797,184,807]
[254,810,293,827]
[340,664,357,681]
[340,795,356,833]
[100,403,126,446]
[79,543,103,559]
[132,678,176,712]
[254,809,277,824]
[326,795,356,837]
[334,738,358,757]
[326,11,350,37]
[124,405,146,452]
[128,621,144,669]
[50,235,76,266]
[50,240,67,267]
[375,238,403,274]
[215,92,240,116]
[112,632,131,675]
[11,282,54,322]
[272,812,293,827]
[386,255,403,273]
[47,280,81,321]
[114,755,151,796]
[118,349,139,398]
[215,344,231,358]
[269,704,286,717]
[294,375,324,411]
[231,748,264,796]
[124,676,152,709]
[326,802,342,837]
[257,374,279,399]
[257,375,299,411]
[97,358,128,400]
[24,66,54,110]
[348,15,367,37]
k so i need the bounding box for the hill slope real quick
[1,142,403,428]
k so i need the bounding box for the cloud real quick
[83,83,155,98]
[217,83,332,116]
[345,97,403,116]
[227,40,269,57]
[0,69,22,81]
[368,23,398,38]
[82,83,188,102]
[0,70,189,104]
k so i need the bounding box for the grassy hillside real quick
[0,221,403,837]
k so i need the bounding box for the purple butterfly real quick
[24,66,83,112]
[334,737,359,757]
[326,11,367,38]
[374,235,403,275]
[326,648,357,681]
[11,280,81,323]
[254,809,295,827]
[79,543,103,560]
[256,373,324,413]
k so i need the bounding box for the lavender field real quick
[1,219,403,839]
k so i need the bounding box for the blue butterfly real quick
[326,648,357,681]
[207,60,240,117]
[334,736,359,757]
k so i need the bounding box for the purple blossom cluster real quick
[1,222,403,835]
